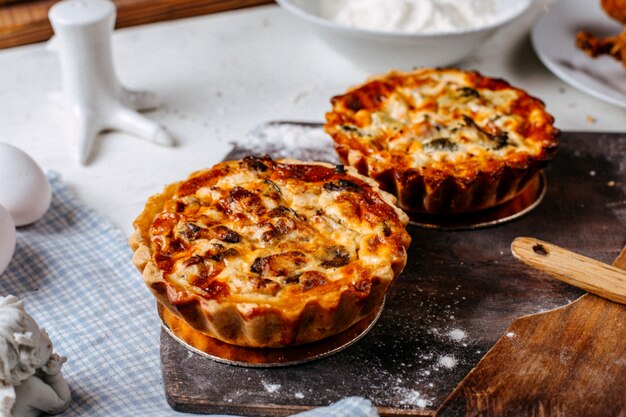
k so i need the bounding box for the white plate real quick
[531,0,626,108]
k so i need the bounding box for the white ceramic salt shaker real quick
[48,0,174,164]
[0,296,71,417]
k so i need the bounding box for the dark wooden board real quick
[160,128,626,416]
[0,0,273,49]
[436,250,626,417]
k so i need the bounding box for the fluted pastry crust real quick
[325,68,559,214]
[130,157,410,347]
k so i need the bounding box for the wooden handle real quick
[511,237,626,305]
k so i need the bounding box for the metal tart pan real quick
[408,171,547,231]
[158,298,385,368]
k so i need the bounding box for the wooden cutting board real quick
[160,128,626,416]
[0,0,273,49]
[436,249,626,416]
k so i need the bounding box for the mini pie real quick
[130,157,411,348]
[325,68,560,214]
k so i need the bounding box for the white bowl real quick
[276,0,533,71]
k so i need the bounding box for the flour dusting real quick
[235,123,340,163]
[319,0,502,33]
[447,328,467,342]
[261,381,281,394]
[438,355,458,369]
[394,387,432,408]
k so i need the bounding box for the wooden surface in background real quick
[160,129,626,416]
[0,0,274,49]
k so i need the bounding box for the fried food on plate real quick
[576,30,626,68]
[575,0,626,68]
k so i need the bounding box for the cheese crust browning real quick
[130,157,410,347]
[325,68,559,214]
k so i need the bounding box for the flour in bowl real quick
[319,0,501,33]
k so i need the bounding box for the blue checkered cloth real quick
[0,173,378,417]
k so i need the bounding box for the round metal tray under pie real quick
[408,172,547,230]
[158,299,385,367]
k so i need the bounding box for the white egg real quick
[0,204,16,275]
[0,143,52,226]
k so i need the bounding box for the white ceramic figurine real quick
[0,296,70,417]
[48,0,174,164]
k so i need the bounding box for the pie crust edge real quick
[129,159,411,348]
[325,68,560,214]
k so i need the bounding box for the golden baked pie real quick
[325,68,559,214]
[130,156,411,348]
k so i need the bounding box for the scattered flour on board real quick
[438,355,458,369]
[447,328,467,342]
[506,332,516,338]
[222,389,245,403]
[235,123,340,163]
[261,381,281,394]
[394,387,432,408]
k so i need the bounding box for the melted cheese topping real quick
[325,68,558,177]
[147,157,410,305]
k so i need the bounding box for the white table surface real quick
[0,1,624,237]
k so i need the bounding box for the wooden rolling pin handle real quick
[511,237,626,305]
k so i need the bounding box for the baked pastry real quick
[130,156,410,348]
[601,0,626,24]
[325,68,559,214]
[575,0,626,70]
[576,30,626,70]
